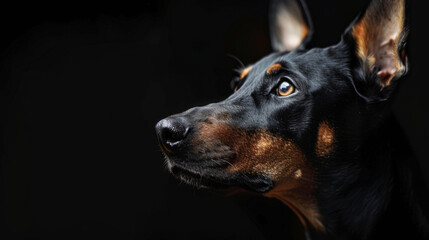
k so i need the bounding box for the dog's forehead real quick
[251,48,326,74]
[246,48,327,82]
[253,52,283,70]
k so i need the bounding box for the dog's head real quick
[156,0,407,231]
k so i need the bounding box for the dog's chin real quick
[169,165,230,189]
[165,158,274,193]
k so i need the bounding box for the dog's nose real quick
[155,117,190,150]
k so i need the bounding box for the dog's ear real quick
[269,0,313,52]
[345,0,408,101]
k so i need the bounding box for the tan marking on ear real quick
[195,121,324,232]
[240,66,252,80]
[315,122,335,157]
[351,0,406,87]
[301,24,309,44]
[274,0,310,51]
[266,63,283,75]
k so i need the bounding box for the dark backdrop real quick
[1,1,428,240]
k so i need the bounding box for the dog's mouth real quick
[166,159,274,193]
[169,164,230,189]
[156,119,291,194]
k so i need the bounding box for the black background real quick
[1,1,428,240]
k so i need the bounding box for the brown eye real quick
[277,79,295,97]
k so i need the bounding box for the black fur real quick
[156,0,429,239]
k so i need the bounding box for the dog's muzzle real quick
[155,117,190,152]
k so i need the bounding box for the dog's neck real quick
[309,116,429,240]
[264,176,325,233]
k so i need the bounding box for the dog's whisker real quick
[226,54,245,69]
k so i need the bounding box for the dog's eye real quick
[277,78,295,97]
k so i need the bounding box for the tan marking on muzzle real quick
[294,169,302,178]
[315,122,335,157]
[196,121,325,232]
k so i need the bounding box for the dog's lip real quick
[168,161,227,182]
[165,150,236,168]
[170,165,231,189]
[167,161,274,193]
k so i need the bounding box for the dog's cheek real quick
[225,130,309,183]
[193,122,311,182]
[315,122,335,157]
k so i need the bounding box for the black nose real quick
[155,117,190,150]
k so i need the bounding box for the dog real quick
[155,0,429,239]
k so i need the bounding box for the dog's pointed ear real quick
[269,0,313,52]
[345,0,408,99]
